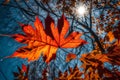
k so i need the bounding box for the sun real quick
[72,3,88,18]
[77,6,86,15]
[77,6,86,16]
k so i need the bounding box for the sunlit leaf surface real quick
[8,15,87,63]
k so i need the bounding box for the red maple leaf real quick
[8,15,87,63]
[66,53,77,62]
